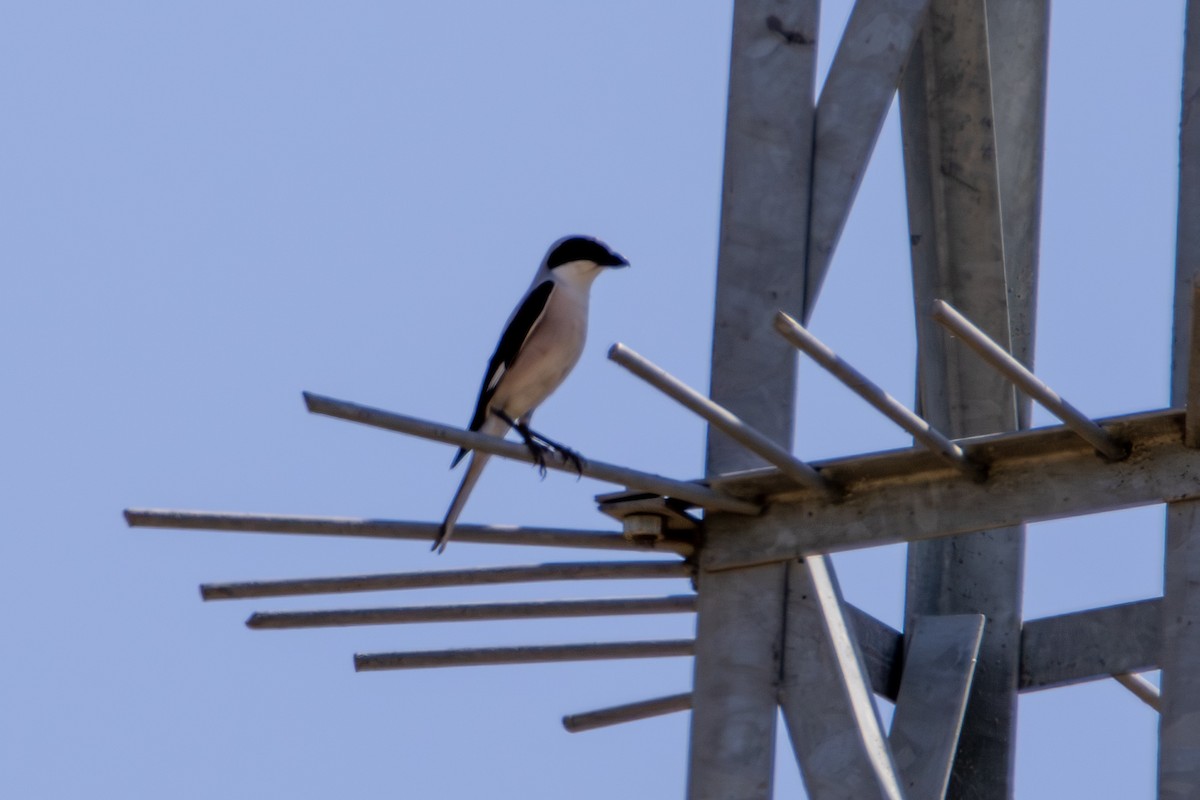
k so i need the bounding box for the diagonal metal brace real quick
[779,556,907,800]
[889,614,986,799]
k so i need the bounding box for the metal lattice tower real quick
[127,2,1200,797]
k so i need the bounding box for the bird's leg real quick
[491,410,585,478]
[492,409,550,476]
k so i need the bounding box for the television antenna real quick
[127,2,1200,797]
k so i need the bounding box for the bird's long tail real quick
[433,450,491,553]
[434,413,510,553]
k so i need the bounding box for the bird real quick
[432,234,629,553]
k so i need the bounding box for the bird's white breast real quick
[490,279,590,421]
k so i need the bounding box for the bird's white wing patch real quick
[486,363,507,392]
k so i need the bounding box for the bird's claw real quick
[523,439,550,478]
[557,446,585,478]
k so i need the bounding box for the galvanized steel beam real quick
[1185,278,1200,449]
[1162,6,1200,794]
[899,0,1040,793]
[1018,599,1159,692]
[688,547,788,799]
[704,410,1198,569]
[687,1,820,797]
[985,0,1049,393]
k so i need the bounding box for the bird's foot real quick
[525,431,584,478]
[491,409,584,478]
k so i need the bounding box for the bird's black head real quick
[545,235,629,270]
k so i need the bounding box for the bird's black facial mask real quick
[546,236,627,270]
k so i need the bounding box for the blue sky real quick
[1,2,1185,797]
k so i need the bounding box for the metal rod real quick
[931,299,1129,460]
[563,692,693,733]
[354,640,695,672]
[124,509,694,556]
[1188,276,1200,447]
[1113,672,1162,712]
[303,392,761,515]
[247,595,697,629]
[773,311,985,480]
[608,343,833,493]
[201,560,691,601]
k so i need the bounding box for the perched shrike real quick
[433,235,629,553]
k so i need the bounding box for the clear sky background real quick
[1,2,1186,797]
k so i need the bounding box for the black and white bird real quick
[433,235,629,553]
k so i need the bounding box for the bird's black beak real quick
[605,251,630,268]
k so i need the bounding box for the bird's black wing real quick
[451,279,556,467]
